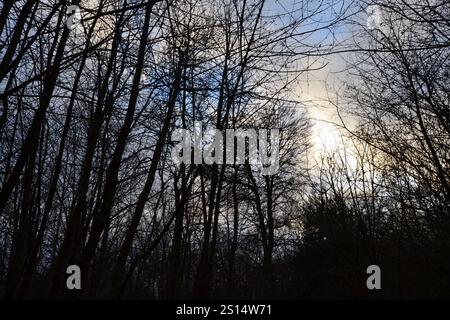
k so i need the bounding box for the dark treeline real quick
[0,0,449,300]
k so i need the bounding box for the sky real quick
[263,0,360,159]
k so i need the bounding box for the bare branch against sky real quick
[0,0,449,304]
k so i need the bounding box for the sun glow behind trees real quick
[0,0,449,300]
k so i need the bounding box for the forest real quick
[0,0,449,300]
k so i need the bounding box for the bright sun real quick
[312,120,341,153]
